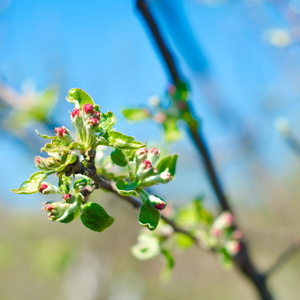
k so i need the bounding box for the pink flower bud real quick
[44,204,54,212]
[143,160,152,170]
[222,212,234,227]
[83,103,94,115]
[71,108,80,118]
[94,111,101,120]
[63,194,73,202]
[233,230,243,240]
[154,202,166,210]
[35,156,42,165]
[168,84,176,95]
[211,227,222,237]
[136,148,148,162]
[160,171,171,182]
[39,183,48,194]
[55,127,68,137]
[153,113,166,124]
[226,241,242,255]
[87,117,99,127]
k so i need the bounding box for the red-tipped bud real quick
[39,183,48,194]
[149,194,167,211]
[136,148,148,162]
[35,156,42,165]
[143,160,152,170]
[226,241,242,255]
[55,127,68,137]
[63,193,73,202]
[233,230,243,240]
[44,204,55,212]
[153,113,166,124]
[222,212,234,227]
[168,84,176,95]
[87,117,99,127]
[71,108,80,118]
[211,227,222,237]
[94,111,101,120]
[148,147,160,163]
[83,103,94,115]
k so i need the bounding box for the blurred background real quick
[1,0,300,299]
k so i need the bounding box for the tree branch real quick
[265,239,300,277]
[135,1,273,299]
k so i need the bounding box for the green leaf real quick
[174,232,194,250]
[80,202,114,232]
[122,108,151,122]
[55,152,77,172]
[139,201,160,231]
[98,111,116,133]
[218,247,233,270]
[35,129,55,139]
[73,176,92,193]
[160,249,175,281]
[131,234,160,260]
[66,88,94,108]
[41,138,70,152]
[163,118,181,143]
[156,154,178,176]
[111,149,128,167]
[11,171,48,194]
[107,131,145,150]
[115,180,139,196]
[58,174,72,194]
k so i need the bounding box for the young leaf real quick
[160,249,175,281]
[66,88,95,108]
[80,202,114,232]
[156,154,178,176]
[115,180,139,196]
[35,129,55,139]
[163,118,181,143]
[131,234,160,260]
[139,201,160,231]
[107,131,145,150]
[122,108,151,122]
[11,171,48,194]
[111,149,128,167]
[98,111,116,133]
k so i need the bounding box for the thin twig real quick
[265,239,300,277]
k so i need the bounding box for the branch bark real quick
[135,1,273,299]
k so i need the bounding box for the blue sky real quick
[2,0,300,209]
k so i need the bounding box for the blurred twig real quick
[135,1,273,299]
[266,239,300,277]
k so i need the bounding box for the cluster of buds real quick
[210,211,243,256]
[43,200,72,221]
[134,147,172,188]
[70,103,101,147]
[35,154,62,171]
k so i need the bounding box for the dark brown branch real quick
[135,1,273,299]
[265,239,300,277]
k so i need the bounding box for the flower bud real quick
[233,230,243,240]
[71,108,80,118]
[153,113,166,124]
[212,211,234,230]
[43,201,72,221]
[136,160,152,180]
[148,194,167,211]
[63,193,74,203]
[211,227,222,237]
[225,241,242,255]
[139,169,172,188]
[135,148,148,163]
[39,182,61,194]
[35,156,48,170]
[54,126,75,143]
[147,147,160,163]
[83,103,94,115]
[94,111,101,120]
[168,84,176,96]
[87,117,99,127]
